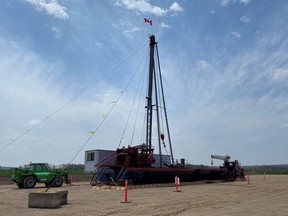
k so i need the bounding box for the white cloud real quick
[160,22,171,29]
[219,0,230,7]
[25,119,41,127]
[112,21,140,38]
[231,31,241,38]
[24,0,69,20]
[240,0,251,5]
[119,0,167,16]
[240,15,250,23]
[280,123,288,128]
[268,68,288,81]
[169,2,183,12]
[51,26,62,38]
[123,26,141,38]
[219,0,251,7]
[0,37,142,166]
[163,13,288,164]
[197,60,210,69]
[94,42,102,47]
[119,0,183,17]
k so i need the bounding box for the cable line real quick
[67,92,121,165]
[0,42,148,153]
[129,55,148,147]
[68,45,148,164]
[117,50,148,148]
[117,53,147,148]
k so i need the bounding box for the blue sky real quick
[0,0,288,167]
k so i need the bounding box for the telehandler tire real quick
[23,176,37,189]
[52,176,63,187]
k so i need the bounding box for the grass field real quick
[0,169,84,176]
[244,169,288,175]
[0,169,14,177]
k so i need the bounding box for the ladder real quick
[116,165,127,181]
[90,168,106,186]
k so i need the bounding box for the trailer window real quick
[87,152,95,161]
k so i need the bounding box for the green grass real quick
[0,169,85,177]
[244,169,288,175]
[0,169,14,177]
[65,169,84,175]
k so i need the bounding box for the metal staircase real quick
[116,165,127,181]
[90,168,106,186]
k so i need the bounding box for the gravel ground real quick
[0,175,287,216]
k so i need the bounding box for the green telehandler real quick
[12,163,70,189]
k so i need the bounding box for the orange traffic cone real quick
[121,179,131,203]
[247,174,250,184]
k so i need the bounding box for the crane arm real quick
[211,155,230,161]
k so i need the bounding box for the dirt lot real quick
[0,175,287,216]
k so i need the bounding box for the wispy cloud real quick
[219,0,251,7]
[51,26,62,38]
[240,0,251,5]
[280,123,288,128]
[169,2,184,13]
[1,0,287,167]
[0,41,132,165]
[240,15,251,23]
[197,60,210,69]
[219,0,230,7]
[231,31,241,38]
[112,21,140,38]
[24,119,41,127]
[164,11,288,164]
[160,22,171,29]
[123,26,141,38]
[118,0,183,17]
[267,68,288,81]
[24,0,69,20]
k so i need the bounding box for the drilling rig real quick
[211,155,245,181]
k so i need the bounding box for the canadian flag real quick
[144,18,152,26]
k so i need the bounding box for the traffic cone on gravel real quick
[121,179,131,203]
[174,176,181,192]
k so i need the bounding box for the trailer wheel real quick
[23,176,37,189]
[52,176,63,187]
